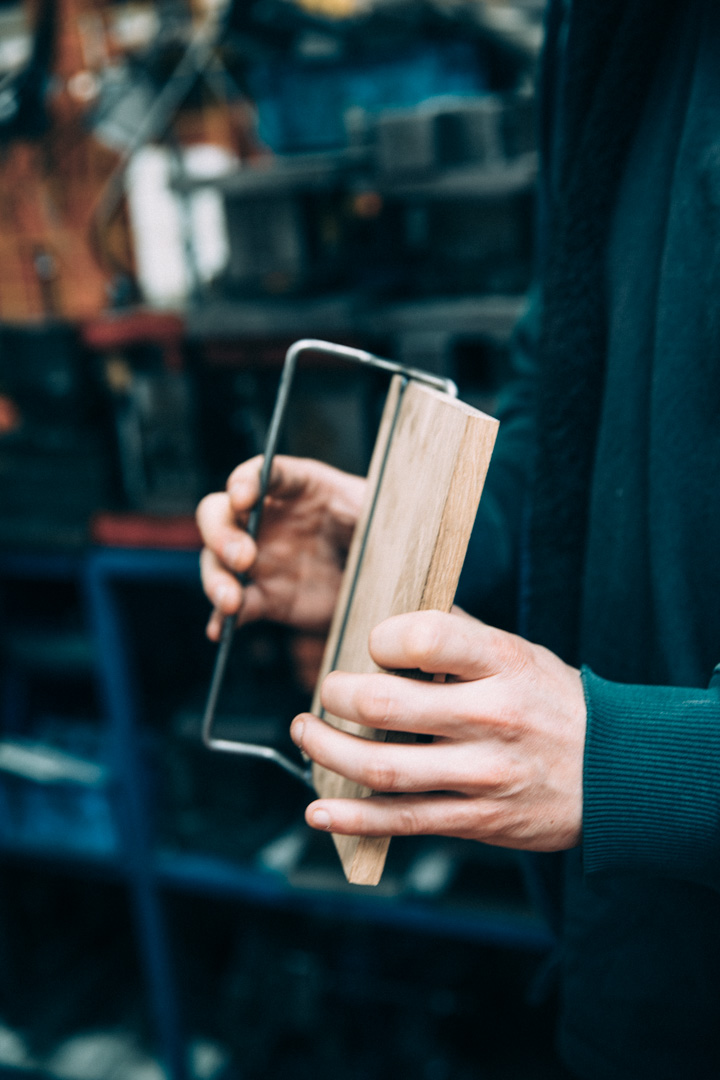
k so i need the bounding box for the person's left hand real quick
[290,610,586,852]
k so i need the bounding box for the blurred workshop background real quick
[0,1,561,1078]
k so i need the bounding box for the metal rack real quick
[0,543,552,1079]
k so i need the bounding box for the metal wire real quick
[201,338,457,787]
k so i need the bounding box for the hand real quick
[291,610,586,852]
[197,455,366,639]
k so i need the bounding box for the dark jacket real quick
[458,1,720,1076]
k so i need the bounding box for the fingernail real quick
[311,808,332,830]
[223,540,248,569]
[291,718,305,747]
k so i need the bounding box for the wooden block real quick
[310,375,499,886]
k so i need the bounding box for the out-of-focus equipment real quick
[0,324,115,548]
[0,0,55,142]
[158,0,542,331]
[85,312,203,517]
[210,90,535,303]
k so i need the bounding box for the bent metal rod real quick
[201,338,457,789]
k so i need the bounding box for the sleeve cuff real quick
[581,666,720,885]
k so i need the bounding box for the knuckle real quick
[447,801,484,839]
[357,687,396,728]
[482,758,519,795]
[228,455,261,487]
[474,802,507,841]
[491,676,535,741]
[224,534,254,571]
[396,803,423,834]
[405,611,447,667]
[367,757,400,792]
[506,713,533,743]
[498,632,533,678]
[215,582,240,613]
[494,700,531,744]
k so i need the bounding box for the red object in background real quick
[91,512,201,550]
[0,395,21,434]
[81,310,186,371]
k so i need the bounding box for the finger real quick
[304,792,485,838]
[320,669,472,738]
[202,576,266,638]
[226,455,264,514]
[368,610,525,682]
[227,454,309,513]
[290,713,479,794]
[196,492,257,575]
[199,547,243,614]
[205,607,225,642]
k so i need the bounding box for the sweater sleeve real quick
[581,666,720,889]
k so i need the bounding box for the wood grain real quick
[310,376,499,886]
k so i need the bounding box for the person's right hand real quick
[197,455,366,640]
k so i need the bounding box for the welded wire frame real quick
[201,338,457,788]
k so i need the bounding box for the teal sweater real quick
[458,1,720,1076]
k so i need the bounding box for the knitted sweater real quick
[458,1,720,1075]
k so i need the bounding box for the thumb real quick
[228,454,315,515]
[368,610,522,682]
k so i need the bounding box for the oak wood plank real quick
[311,377,498,885]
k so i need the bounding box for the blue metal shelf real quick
[156,848,552,953]
[1,545,553,1080]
